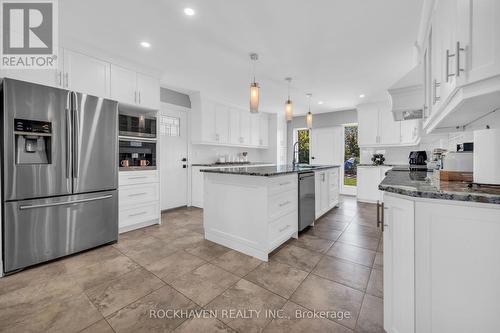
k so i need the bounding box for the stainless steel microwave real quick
[119,114,157,138]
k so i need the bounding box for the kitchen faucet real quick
[293,141,299,167]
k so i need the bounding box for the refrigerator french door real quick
[2,78,119,274]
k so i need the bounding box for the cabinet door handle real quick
[128,192,148,197]
[456,41,465,77]
[128,211,147,217]
[446,49,456,82]
[279,181,291,186]
[127,176,148,180]
[381,203,386,232]
[433,79,441,104]
[134,91,137,103]
[64,72,69,88]
[376,201,381,228]
[279,201,291,207]
[138,91,141,104]
[58,71,62,86]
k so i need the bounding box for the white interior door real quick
[160,105,188,210]
[309,127,343,165]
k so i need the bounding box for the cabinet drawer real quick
[119,183,159,206]
[268,190,297,222]
[119,171,158,186]
[268,211,297,248]
[119,202,159,229]
[268,175,297,196]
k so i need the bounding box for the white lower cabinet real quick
[383,194,415,333]
[119,170,160,233]
[314,168,340,219]
[383,192,500,333]
[357,166,392,203]
[203,173,298,261]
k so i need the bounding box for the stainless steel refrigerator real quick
[1,78,119,274]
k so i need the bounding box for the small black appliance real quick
[409,151,427,166]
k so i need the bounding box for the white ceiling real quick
[61,0,423,115]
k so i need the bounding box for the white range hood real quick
[388,65,424,121]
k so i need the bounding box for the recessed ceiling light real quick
[359,94,365,98]
[140,41,151,48]
[318,101,324,105]
[184,7,195,16]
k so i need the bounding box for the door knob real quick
[181,158,187,162]
[311,157,315,160]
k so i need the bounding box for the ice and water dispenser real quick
[14,119,52,164]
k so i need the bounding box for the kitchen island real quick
[201,165,340,261]
[378,169,500,333]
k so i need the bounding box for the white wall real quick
[190,145,275,164]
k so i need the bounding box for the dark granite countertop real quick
[192,162,274,167]
[201,164,340,177]
[358,164,407,167]
[379,170,500,204]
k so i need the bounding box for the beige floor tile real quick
[263,301,353,333]
[344,224,381,239]
[185,241,231,261]
[303,224,343,241]
[290,274,364,329]
[205,279,286,333]
[366,269,383,298]
[245,261,308,298]
[67,254,140,291]
[355,294,384,333]
[170,263,239,306]
[79,319,115,333]
[114,236,179,267]
[271,245,322,272]
[145,251,206,283]
[373,252,383,270]
[291,234,334,253]
[3,292,102,333]
[86,268,165,317]
[106,285,198,333]
[313,256,371,292]
[173,317,236,333]
[327,242,376,267]
[211,250,262,277]
[338,233,380,251]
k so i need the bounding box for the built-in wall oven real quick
[118,104,157,171]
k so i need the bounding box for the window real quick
[160,115,180,137]
[293,128,310,164]
[344,124,359,186]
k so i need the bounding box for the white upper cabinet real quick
[63,49,110,97]
[422,0,500,132]
[0,67,59,87]
[190,93,270,148]
[110,65,136,105]
[378,107,401,145]
[215,104,230,144]
[358,101,414,147]
[358,104,380,146]
[229,109,241,145]
[250,114,260,146]
[277,114,287,148]
[259,113,269,147]
[240,112,251,145]
[136,73,160,110]
[110,65,160,110]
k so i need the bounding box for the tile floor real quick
[0,196,383,333]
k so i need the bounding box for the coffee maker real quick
[408,151,427,169]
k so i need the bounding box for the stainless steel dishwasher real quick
[298,172,315,231]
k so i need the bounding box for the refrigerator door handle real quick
[72,91,80,178]
[19,194,113,210]
[66,91,72,179]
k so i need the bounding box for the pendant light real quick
[249,53,259,113]
[284,77,293,121]
[306,93,313,129]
